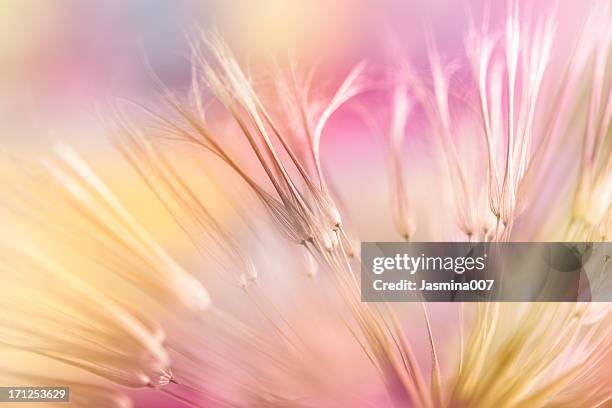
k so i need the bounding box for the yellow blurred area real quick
[108,160,238,269]
[0,145,240,274]
[215,0,366,57]
[0,0,56,66]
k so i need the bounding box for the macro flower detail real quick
[0,0,610,407]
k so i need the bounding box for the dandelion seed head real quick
[0,0,611,406]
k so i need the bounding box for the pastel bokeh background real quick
[0,0,583,150]
[0,0,584,232]
[2,0,579,148]
[0,1,608,407]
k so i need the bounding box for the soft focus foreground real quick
[0,0,611,407]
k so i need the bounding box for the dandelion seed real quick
[45,145,212,314]
[0,238,170,388]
